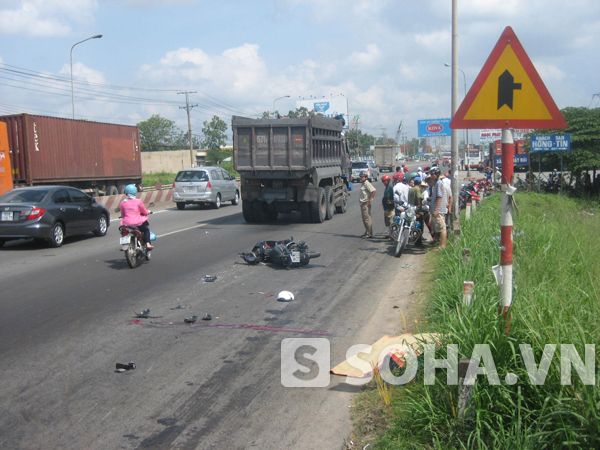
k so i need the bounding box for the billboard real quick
[530,134,571,152]
[296,97,349,128]
[418,119,451,137]
[480,129,533,144]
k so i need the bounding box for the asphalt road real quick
[0,167,427,450]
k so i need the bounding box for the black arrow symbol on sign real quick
[497,70,521,110]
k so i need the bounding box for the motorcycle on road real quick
[116,202,155,269]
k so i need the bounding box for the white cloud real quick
[0,0,98,37]
[532,61,566,82]
[59,62,107,84]
[347,44,381,66]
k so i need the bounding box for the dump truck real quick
[232,115,350,223]
[373,145,397,172]
[0,114,142,196]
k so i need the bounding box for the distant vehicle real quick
[173,167,240,210]
[442,152,452,166]
[351,161,379,183]
[0,186,110,247]
[373,145,396,172]
[0,114,142,197]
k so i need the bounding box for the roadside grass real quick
[142,171,176,188]
[352,192,600,449]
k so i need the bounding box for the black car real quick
[0,186,110,247]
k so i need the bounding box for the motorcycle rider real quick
[409,176,424,247]
[393,172,409,205]
[119,184,154,249]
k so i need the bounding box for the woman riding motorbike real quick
[119,184,154,249]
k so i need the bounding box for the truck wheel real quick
[117,184,127,195]
[310,187,326,223]
[299,202,311,223]
[242,200,255,223]
[324,186,335,220]
[106,185,118,196]
[335,184,348,214]
[252,201,267,223]
[266,210,278,222]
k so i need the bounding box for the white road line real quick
[158,223,207,238]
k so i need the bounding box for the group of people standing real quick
[357,165,453,251]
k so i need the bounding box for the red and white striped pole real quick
[500,128,515,333]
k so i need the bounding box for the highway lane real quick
[0,186,428,449]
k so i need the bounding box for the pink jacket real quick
[119,198,149,227]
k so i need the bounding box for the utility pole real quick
[178,91,198,167]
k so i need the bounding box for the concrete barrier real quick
[95,189,173,210]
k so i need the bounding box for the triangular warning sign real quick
[450,26,566,130]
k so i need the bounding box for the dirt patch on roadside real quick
[342,243,436,448]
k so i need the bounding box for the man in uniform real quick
[359,171,376,238]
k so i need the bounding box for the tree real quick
[137,115,181,152]
[529,107,600,176]
[201,116,228,150]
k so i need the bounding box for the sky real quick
[0,0,598,145]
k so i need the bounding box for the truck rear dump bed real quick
[233,115,346,173]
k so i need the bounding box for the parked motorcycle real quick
[389,201,416,257]
[240,237,320,269]
[116,202,155,269]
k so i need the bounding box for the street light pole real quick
[70,34,102,120]
[272,95,290,118]
[445,62,469,176]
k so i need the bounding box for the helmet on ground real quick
[393,172,403,183]
[125,184,138,195]
[382,174,391,182]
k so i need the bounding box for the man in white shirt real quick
[393,172,409,205]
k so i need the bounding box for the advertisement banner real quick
[480,128,533,144]
[296,97,349,128]
[418,119,451,137]
[495,154,529,167]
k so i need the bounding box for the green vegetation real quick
[353,192,600,449]
[142,171,176,188]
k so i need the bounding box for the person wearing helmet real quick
[393,170,409,205]
[358,171,376,238]
[381,175,394,239]
[392,171,403,185]
[119,184,154,249]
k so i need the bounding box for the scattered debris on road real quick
[202,313,212,321]
[184,316,198,323]
[134,309,162,319]
[277,291,294,302]
[116,362,136,372]
[204,275,218,282]
[171,305,191,310]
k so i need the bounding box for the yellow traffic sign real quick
[450,26,566,129]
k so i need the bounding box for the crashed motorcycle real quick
[240,237,320,269]
[116,203,155,269]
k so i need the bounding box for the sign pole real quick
[500,128,515,333]
[538,152,541,194]
[560,153,564,196]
